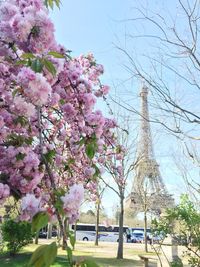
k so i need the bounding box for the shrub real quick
[170,258,183,267]
[1,219,34,255]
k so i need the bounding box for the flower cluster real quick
[20,193,41,221]
[0,146,44,194]
[61,184,84,223]
[17,68,52,106]
[0,0,56,53]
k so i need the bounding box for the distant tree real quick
[100,115,137,259]
[124,208,146,227]
[79,211,96,224]
[95,185,106,246]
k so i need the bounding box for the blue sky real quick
[50,0,197,216]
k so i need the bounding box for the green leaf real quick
[44,0,60,9]
[21,53,35,59]
[12,88,19,97]
[24,137,33,145]
[54,0,61,8]
[85,142,97,160]
[31,58,43,73]
[42,58,57,76]
[54,198,64,216]
[28,242,57,267]
[48,51,65,58]
[44,242,57,266]
[6,134,32,147]
[78,137,86,146]
[14,116,28,127]
[92,164,100,178]
[68,158,75,165]
[31,212,49,233]
[16,152,26,161]
[64,158,75,171]
[15,60,28,66]
[28,244,47,267]
[48,0,54,9]
[59,99,65,105]
[54,188,65,197]
[43,149,56,163]
[69,232,75,249]
[66,246,73,264]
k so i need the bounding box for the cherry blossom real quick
[0,183,10,204]
[0,0,117,246]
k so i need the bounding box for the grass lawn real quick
[0,253,70,267]
[0,241,157,267]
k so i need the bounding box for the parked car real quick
[39,231,47,238]
[52,230,57,237]
[131,232,155,244]
[131,232,144,243]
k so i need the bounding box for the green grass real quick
[0,254,143,267]
[0,241,156,267]
[0,253,71,267]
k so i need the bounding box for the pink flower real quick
[116,166,123,175]
[24,73,52,105]
[50,92,60,106]
[61,184,84,223]
[0,2,19,21]
[13,96,36,117]
[95,85,110,97]
[116,154,123,160]
[28,11,56,53]
[0,1,56,53]
[62,103,77,118]
[0,183,10,204]
[12,14,34,42]
[17,67,36,86]
[20,193,41,221]
[69,184,84,203]
[82,93,96,110]
[84,167,95,177]
[0,116,5,128]
[98,156,105,164]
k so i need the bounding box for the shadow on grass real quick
[0,253,144,267]
[0,253,31,267]
[0,253,69,267]
[75,255,143,267]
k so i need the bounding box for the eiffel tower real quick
[126,83,174,214]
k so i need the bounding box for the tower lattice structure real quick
[126,84,174,214]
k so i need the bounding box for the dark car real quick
[39,231,47,238]
[52,230,57,237]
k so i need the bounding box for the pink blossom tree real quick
[0,0,116,265]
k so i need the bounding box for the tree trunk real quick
[56,213,67,250]
[35,232,39,244]
[144,206,148,253]
[62,218,68,250]
[47,222,52,239]
[73,221,77,249]
[117,194,124,259]
[95,201,100,246]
